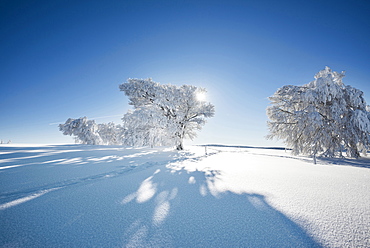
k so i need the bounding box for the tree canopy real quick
[267,67,370,160]
[119,78,215,150]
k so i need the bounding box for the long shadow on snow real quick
[121,166,322,247]
[0,145,126,164]
[0,144,172,173]
[0,146,182,201]
[318,156,370,169]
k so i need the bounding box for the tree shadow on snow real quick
[0,145,181,204]
[120,164,323,247]
[318,156,370,169]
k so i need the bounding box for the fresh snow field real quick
[0,145,369,247]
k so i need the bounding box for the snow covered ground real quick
[1,144,369,247]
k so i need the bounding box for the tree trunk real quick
[176,128,185,151]
[339,144,344,158]
[176,142,183,151]
[348,141,360,158]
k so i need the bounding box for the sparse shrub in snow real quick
[119,78,215,150]
[267,66,370,159]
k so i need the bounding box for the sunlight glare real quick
[196,91,207,102]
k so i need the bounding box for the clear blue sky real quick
[1,0,370,146]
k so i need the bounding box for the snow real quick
[1,144,369,247]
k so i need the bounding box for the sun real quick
[196,91,207,102]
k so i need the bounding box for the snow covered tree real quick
[119,78,215,150]
[97,122,124,145]
[59,117,124,145]
[267,66,370,161]
[59,117,102,145]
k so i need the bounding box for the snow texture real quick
[1,144,369,247]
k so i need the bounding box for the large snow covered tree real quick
[119,78,215,150]
[59,117,124,145]
[267,67,370,160]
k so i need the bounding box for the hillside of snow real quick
[1,144,369,247]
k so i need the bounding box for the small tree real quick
[59,117,124,145]
[267,67,370,161]
[59,117,103,145]
[119,78,215,150]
